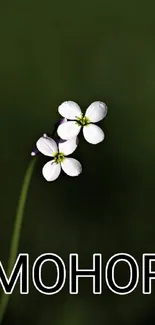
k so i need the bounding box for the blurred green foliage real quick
[0,0,155,324]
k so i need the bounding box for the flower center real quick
[76,114,90,126]
[54,152,65,164]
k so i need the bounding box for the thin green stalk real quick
[0,158,36,324]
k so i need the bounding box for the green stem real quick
[0,158,36,324]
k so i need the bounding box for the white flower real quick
[57,101,108,144]
[36,136,82,181]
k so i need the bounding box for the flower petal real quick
[36,137,58,156]
[58,137,79,156]
[58,101,82,119]
[83,124,104,144]
[85,101,108,122]
[57,121,81,140]
[42,161,61,181]
[61,158,82,176]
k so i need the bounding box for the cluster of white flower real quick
[34,101,108,181]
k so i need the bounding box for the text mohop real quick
[0,253,154,295]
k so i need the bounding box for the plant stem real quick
[0,158,36,324]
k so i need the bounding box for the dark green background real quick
[0,0,155,324]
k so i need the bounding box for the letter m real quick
[0,254,29,294]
